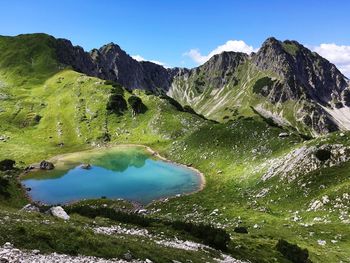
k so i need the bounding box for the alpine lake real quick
[21,146,203,205]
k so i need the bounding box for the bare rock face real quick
[56,39,96,75]
[49,206,70,220]
[55,41,175,92]
[252,37,348,105]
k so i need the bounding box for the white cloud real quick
[313,43,350,78]
[132,54,168,68]
[131,55,145,61]
[184,40,258,65]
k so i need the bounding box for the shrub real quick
[106,94,127,115]
[234,226,248,234]
[159,95,183,111]
[0,159,16,171]
[276,239,310,263]
[105,80,125,95]
[314,149,331,161]
[183,105,196,114]
[65,205,152,227]
[171,221,230,251]
[128,95,147,115]
[252,77,274,95]
[0,176,10,198]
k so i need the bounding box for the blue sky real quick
[1,0,350,75]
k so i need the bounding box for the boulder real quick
[39,160,54,170]
[24,165,35,172]
[3,242,13,249]
[81,163,91,170]
[49,206,70,220]
[278,132,289,138]
[123,251,133,260]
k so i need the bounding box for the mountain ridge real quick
[1,33,349,136]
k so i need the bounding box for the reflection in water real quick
[22,147,201,205]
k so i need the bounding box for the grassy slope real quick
[0,34,350,262]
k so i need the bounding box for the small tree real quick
[0,159,16,171]
[106,94,127,115]
[128,96,147,116]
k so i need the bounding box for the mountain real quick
[1,33,349,136]
[53,34,350,136]
[169,38,350,136]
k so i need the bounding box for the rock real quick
[80,163,91,170]
[21,204,40,212]
[0,258,9,263]
[123,251,133,260]
[49,206,70,220]
[278,132,289,138]
[39,160,55,170]
[0,135,9,142]
[317,240,326,246]
[3,243,13,249]
[32,249,40,255]
[24,165,35,172]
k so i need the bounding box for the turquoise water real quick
[21,147,201,205]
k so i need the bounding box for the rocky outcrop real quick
[21,204,40,212]
[56,39,96,74]
[262,144,350,182]
[56,40,175,92]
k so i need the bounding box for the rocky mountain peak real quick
[200,51,248,74]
